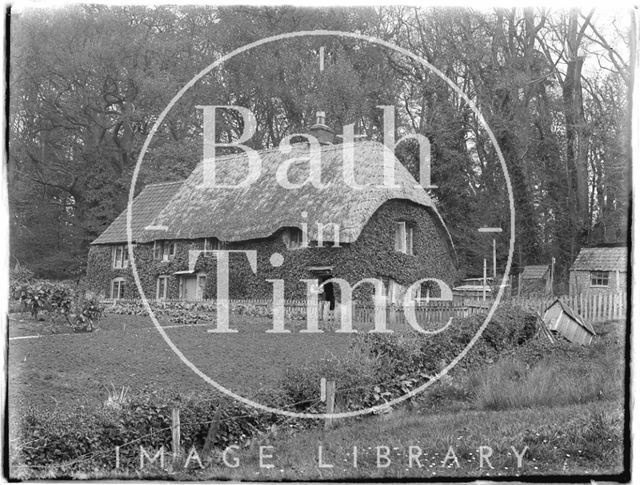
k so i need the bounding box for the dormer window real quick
[154,240,177,262]
[284,228,304,250]
[112,245,129,269]
[394,221,414,255]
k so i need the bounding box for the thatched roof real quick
[521,265,550,280]
[92,181,182,245]
[570,247,628,272]
[138,141,454,249]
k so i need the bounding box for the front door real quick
[181,276,198,300]
[318,274,335,310]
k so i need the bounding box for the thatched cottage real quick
[87,133,456,306]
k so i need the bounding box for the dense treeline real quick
[9,6,632,288]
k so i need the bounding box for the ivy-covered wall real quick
[86,199,456,302]
[85,241,217,300]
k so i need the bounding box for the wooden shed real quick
[569,246,627,296]
[543,299,596,345]
[519,264,551,296]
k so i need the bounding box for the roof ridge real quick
[196,140,384,163]
[143,180,184,188]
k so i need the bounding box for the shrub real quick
[10,281,104,331]
[13,283,53,319]
[334,305,540,410]
[12,391,283,474]
[275,304,540,414]
[279,347,380,412]
[71,296,104,332]
[10,264,34,286]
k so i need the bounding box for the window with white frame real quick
[112,245,129,269]
[590,271,609,287]
[284,228,304,250]
[394,221,414,255]
[111,278,126,299]
[204,238,221,252]
[156,275,169,300]
[153,241,177,261]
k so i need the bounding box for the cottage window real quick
[153,241,162,260]
[394,222,414,255]
[196,274,207,300]
[111,278,126,300]
[204,238,221,251]
[156,275,169,300]
[591,271,609,287]
[416,281,443,302]
[154,241,177,261]
[112,245,129,269]
[284,228,304,250]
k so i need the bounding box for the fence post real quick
[597,293,603,322]
[324,380,336,430]
[171,408,181,460]
[619,291,624,319]
[202,405,223,458]
[607,292,612,321]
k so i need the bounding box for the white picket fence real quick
[103,291,627,325]
[470,292,627,323]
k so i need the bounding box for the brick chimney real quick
[309,111,334,145]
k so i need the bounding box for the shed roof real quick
[138,141,454,250]
[546,299,596,335]
[570,247,628,272]
[521,265,550,280]
[92,181,183,245]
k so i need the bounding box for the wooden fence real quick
[466,291,627,323]
[102,291,627,325]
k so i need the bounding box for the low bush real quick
[13,391,283,474]
[279,347,380,412]
[277,304,541,412]
[104,300,214,325]
[10,264,34,286]
[10,281,104,331]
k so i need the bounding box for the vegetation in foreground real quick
[9,303,625,479]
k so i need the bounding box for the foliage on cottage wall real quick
[86,200,457,302]
[86,241,218,300]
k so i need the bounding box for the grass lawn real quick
[197,400,623,480]
[8,312,627,479]
[8,312,354,415]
